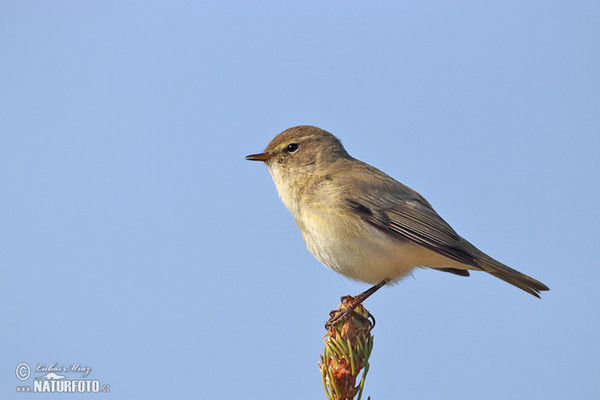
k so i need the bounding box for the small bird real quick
[246,126,548,319]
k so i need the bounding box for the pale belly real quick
[295,208,468,284]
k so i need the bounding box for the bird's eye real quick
[286,143,299,153]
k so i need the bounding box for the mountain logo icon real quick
[35,372,66,380]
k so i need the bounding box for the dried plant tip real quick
[320,295,375,400]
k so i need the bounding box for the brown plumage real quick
[247,125,549,297]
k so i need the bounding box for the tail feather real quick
[437,267,471,277]
[477,259,549,298]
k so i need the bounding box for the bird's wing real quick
[334,161,548,297]
[339,164,480,268]
[346,196,479,268]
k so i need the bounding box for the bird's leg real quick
[325,278,390,329]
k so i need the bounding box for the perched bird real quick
[246,126,548,319]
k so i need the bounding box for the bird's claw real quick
[324,300,376,330]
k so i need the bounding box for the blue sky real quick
[1,2,599,399]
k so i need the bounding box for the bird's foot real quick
[324,279,389,330]
[325,295,375,330]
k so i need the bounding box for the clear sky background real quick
[2,2,599,399]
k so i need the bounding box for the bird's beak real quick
[245,152,276,162]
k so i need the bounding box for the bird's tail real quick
[477,257,549,298]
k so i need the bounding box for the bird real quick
[246,125,549,323]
